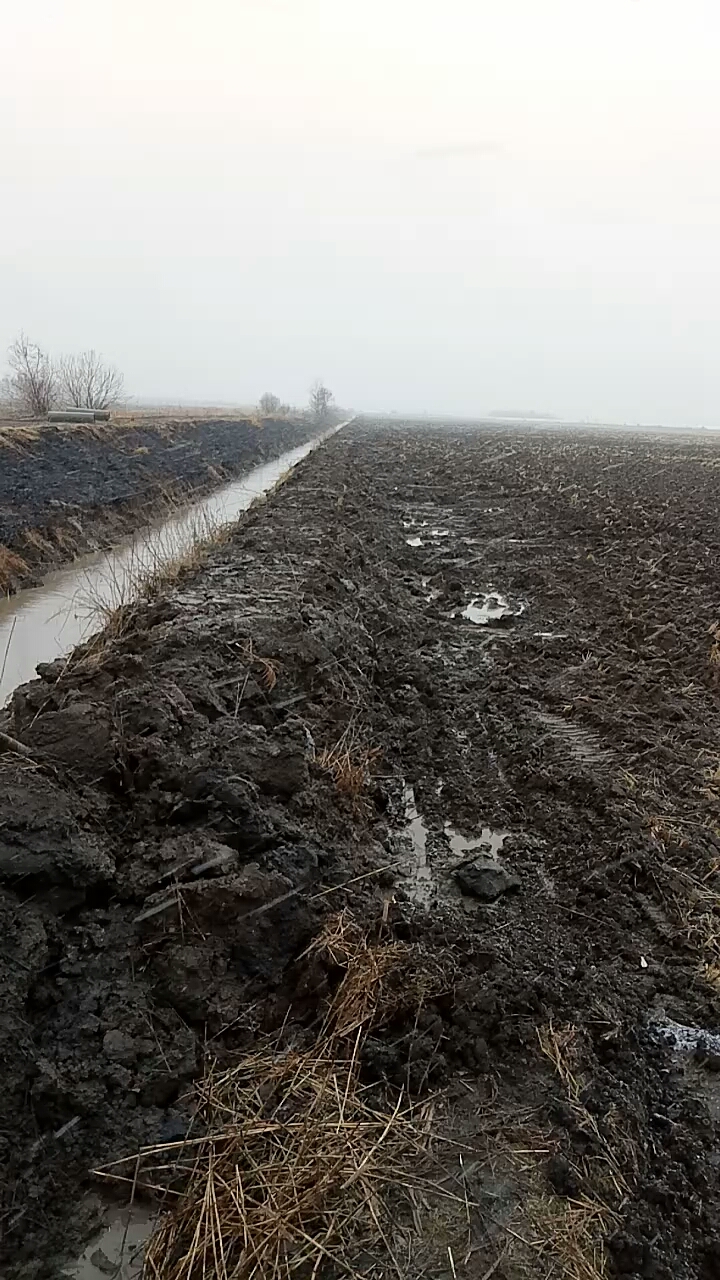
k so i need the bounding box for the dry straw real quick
[317,726,382,801]
[97,913,457,1280]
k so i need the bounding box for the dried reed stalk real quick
[98,914,456,1280]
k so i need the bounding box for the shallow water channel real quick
[0,429,340,706]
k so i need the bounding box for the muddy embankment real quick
[0,415,319,592]
[3,420,720,1279]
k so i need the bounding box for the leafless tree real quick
[59,350,124,409]
[7,334,57,417]
[258,392,281,415]
[309,379,333,425]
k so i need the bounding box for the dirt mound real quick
[2,421,720,1278]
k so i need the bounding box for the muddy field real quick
[0,415,317,591]
[2,419,720,1279]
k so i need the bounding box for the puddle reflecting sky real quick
[67,1204,154,1280]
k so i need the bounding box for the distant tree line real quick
[258,380,335,426]
[2,335,338,425]
[2,334,124,417]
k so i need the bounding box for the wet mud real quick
[3,420,720,1278]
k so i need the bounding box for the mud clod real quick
[454,855,521,900]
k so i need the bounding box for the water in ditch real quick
[0,430,339,705]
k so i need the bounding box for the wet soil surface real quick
[3,419,720,1278]
[0,416,316,590]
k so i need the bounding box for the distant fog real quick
[3,0,720,427]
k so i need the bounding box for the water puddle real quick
[444,823,509,858]
[459,593,525,625]
[396,785,434,906]
[66,1203,155,1280]
[393,785,512,909]
[406,536,423,548]
[0,427,345,705]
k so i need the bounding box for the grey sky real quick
[2,0,720,424]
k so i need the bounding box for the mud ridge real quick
[2,419,720,1278]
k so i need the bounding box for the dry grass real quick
[22,526,54,554]
[530,1022,633,1280]
[629,791,720,990]
[76,506,229,645]
[685,900,720,974]
[699,960,720,992]
[318,726,381,800]
[140,1049,436,1280]
[59,512,228,677]
[0,544,30,593]
[0,422,43,452]
[306,911,456,1038]
[538,1023,633,1196]
[525,1191,621,1280]
[97,916,458,1280]
[50,524,78,554]
[241,640,280,692]
[648,855,720,985]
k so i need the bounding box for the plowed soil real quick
[3,419,720,1280]
[0,415,316,591]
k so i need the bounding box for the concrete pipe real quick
[47,410,97,423]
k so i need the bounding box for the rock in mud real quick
[454,857,520,901]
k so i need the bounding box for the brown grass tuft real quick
[526,1190,621,1280]
[0,545,30,592]
[532,1022,635,1279]
[318,726,381,800]
[241,640,280,692]
[22,526,54,554]
[307,910,455,1038]
[96,916,458,1280]
[0,422,43,452]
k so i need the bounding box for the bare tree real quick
[59,350,124,409]
[309,379,333,425]
[7,334,57,417]
[258,392,281,415]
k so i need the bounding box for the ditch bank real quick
[0,415,319,592]
[2,420,720,1279]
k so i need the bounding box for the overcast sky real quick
[2,1,720,423]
